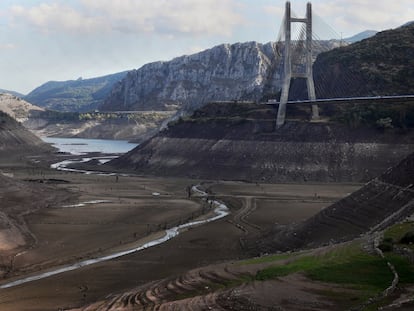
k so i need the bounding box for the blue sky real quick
[1,0,413,94]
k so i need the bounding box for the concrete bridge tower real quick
[276,1,319,127]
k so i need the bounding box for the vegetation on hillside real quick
[24,72,128,112]
[313,23,414,98]
[30,110,170,124]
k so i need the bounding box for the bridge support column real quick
[276,1,319,128]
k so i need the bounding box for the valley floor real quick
[0,156,359,311]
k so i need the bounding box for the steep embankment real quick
[0,111,52,158]
[313,23,414,98]
[24,71,127,112]
[108,102,414,183]
[256,151,414,253]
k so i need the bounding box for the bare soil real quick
[0,159,359,311]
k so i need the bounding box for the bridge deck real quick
[266,95,414,106]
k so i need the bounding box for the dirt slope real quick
[108,102,414,183]
[254,151,414,253]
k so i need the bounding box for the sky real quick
[1,0,413,94]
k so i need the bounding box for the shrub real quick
[400,231,414,244]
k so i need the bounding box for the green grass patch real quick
[384,222,414,242]
[385,253,414,284]
[255,242,393,292]
[239,252,298,265]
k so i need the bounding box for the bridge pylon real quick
[276,1,319,128]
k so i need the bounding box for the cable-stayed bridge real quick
[272,1,413,127]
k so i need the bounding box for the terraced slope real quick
[70,235,414,311]
[108,102,414,183]
[255,152,414,253]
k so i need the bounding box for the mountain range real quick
[0,89,24,98]
[3,25,412,117]
[344,30,378,43]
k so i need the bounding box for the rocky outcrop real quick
[107,102,414,183]
[0,93,43,123]
[101,42,282,112]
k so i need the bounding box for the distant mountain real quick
[313,23,414,98]
[100,40,340,112]
[344,30,377,43]
[25,71,128,112]
[0,88,24,98]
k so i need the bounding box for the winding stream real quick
[0,153,230,289]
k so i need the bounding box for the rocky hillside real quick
[107,102,414,183]
[101,41,339,112]
[24,110,175,142]
[255,150,414,253]
[25,71,127,112]
[313,23,414,98]
[101,42,279,112]
[0,111,52,156]
[0,93,43,122]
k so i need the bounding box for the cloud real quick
[261,0,414,37]
[0,43,16,50]
[8,0,245,37]
[313,0,414,34]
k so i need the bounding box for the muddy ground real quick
[0,155,360,311]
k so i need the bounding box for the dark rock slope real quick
[255,151,414,253]
[108,102,414,183]
[313,23,414,98]
[0,111,52,156]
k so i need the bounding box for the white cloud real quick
[261,0,414,37]
[313,0,414,35]
[8,0,245,37]
[0,43,16,50]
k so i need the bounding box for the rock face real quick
[101,42,283,112]
[108,102,414,183]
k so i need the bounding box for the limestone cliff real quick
[101,42,283,112]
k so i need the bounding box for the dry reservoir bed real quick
[0,170,360,311]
